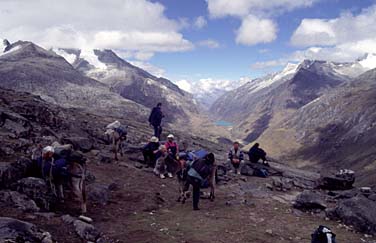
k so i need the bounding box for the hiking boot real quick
[237,171,241,175]
[160,174,166,179]
[167,173,173,178]
[193,207,200,211]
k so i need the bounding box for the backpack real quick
[192,149,208,160]
[311,225,336,243]
[253,168,269,178]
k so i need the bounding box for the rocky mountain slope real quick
[258,68,376,186]
[53,47,198,121]
[0,40,148,120]
[1,87,376,242]
[211,57,376,186]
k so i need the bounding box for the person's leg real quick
[142,150,150,166]
[153,125,159,137]
[192,181,200,210]
[157,126,162,140]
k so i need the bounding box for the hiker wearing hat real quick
[185,153,217,210]
[228,141,244,175]
[148,103,164,140]
[142,136,160,168]
[153,145,176,179]
[165,134,179,159]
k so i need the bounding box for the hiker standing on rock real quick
[228,141,244,175]
[149,103,164,140]
[186,153,216,210]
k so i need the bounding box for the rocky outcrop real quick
[328,195,376,235]
[0,190,39,212]
[293,190,327,211]
[0,217,53,243]
[0,158,34,188]
[14,177,53,210]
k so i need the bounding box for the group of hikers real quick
[142,102,269,210]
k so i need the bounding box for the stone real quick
[0,190,40,212]
[99,153,112,164]
[0,217,52,243]
[85,171,96,185]
[34,212,56,220]
[14,177,53,210]
[328,195,376,235]
[272,177,293,191]
[108,182,121,191]
[240,164,254,176]
[61,214,75,224]
[87,183,110,205]
[318,173,355,191]
[293,190,327,211]
[134,162,144,169]
[0,158,34,188]
[73,219,100,241]
[62,136,93,152]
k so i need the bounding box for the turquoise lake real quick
[214,120,233,127]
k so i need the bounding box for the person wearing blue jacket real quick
[186,153,216,210]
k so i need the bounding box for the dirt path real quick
[1,152,375,243]
[86,155,375,243]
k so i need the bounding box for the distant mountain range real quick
[0,39,198,123]
[211,54,376,185]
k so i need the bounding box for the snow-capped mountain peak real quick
[245,62,300,94]
[52,48,77,64]
[358,53,376,70]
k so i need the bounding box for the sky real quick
[1,0,376,91]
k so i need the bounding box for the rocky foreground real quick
[1,87,376,242]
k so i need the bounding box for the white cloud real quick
[206,0,318,45]
[197,39,221,48]
[206,0,318,18]
[194,16,208,29]
[174,79,193,93]
[291,5,376,47]
[252,4,376,69]
[0,0,193,55]
[236,15,277,45]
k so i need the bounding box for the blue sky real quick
[150,0,376,82]
[1,0,376,89]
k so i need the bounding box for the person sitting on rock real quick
[248,143,268,166]
[227,141,244,175]
[165,134,179,160]
[185,153,216,210]
[142,136,160,168]
[153,145,176,179]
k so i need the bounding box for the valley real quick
[1,38,376,243]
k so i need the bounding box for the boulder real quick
[0,158,34,188]
[73,219,100,241]
[0,190,39,212]
[14,177,53,210]
[87,183,110,205]
[328,195,376,235]
[318,170,355,190]
[293,190,327,211]
[62,137,93,152]
[0,217,53,243]
[240,164,254,176]
[272,177,293,191]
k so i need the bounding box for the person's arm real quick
[228,150,233,161]
[149,108,156,123]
